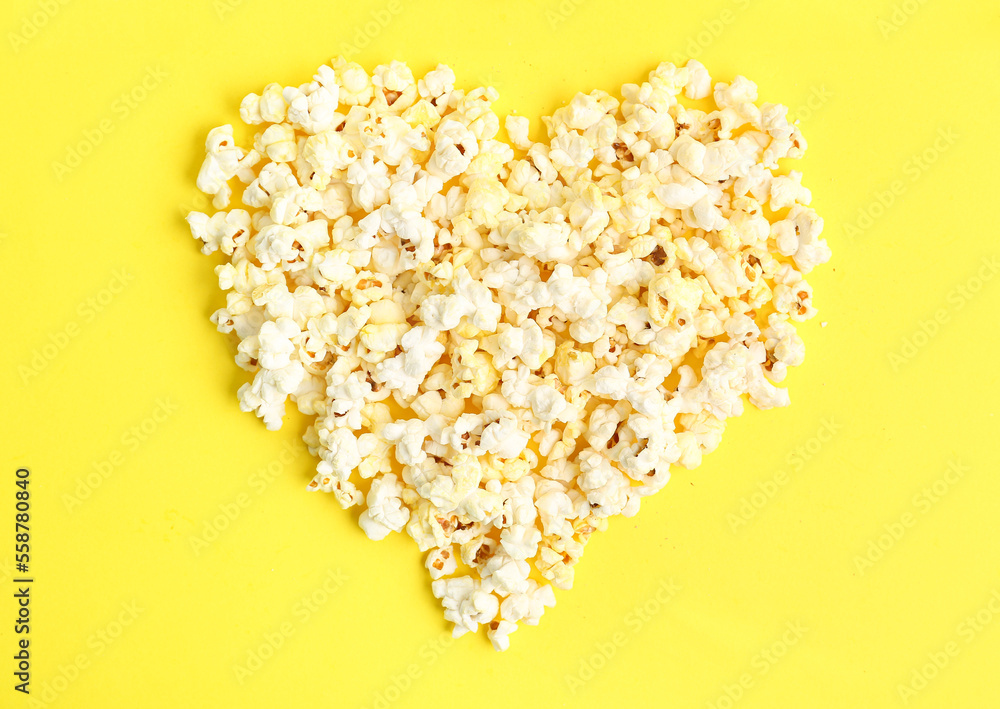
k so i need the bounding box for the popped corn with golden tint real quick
[187,57,829,651]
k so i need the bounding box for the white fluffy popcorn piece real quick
[683,59,711,100]
[480,413,529,458]
[196,125,259,209]
[188,57,828,651]
[425,545,458,580]
[427,119,479,180]
[359,473,410,540]
[432,577,500,637]
[505,114,531,150]
[187,209,251,256]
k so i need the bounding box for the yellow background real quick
[2,0,999,706]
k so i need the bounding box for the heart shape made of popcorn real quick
[186,57,829,650]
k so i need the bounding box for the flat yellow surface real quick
[2,0,999,707]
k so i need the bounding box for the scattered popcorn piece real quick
[189,57,828,651]
[196,125,259,209]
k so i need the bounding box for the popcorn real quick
[426,545,457,580]
[187,209,251,256]
[359,473,410,540]
[188,57,828,651]
[683,59,711,100]
[432,577,499,637]
[258,123,298,163]
[196,125,259,209]
[505,115,531,151]
[480,413,529,458]
[427,119,479,180]
[577,450,632,517]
